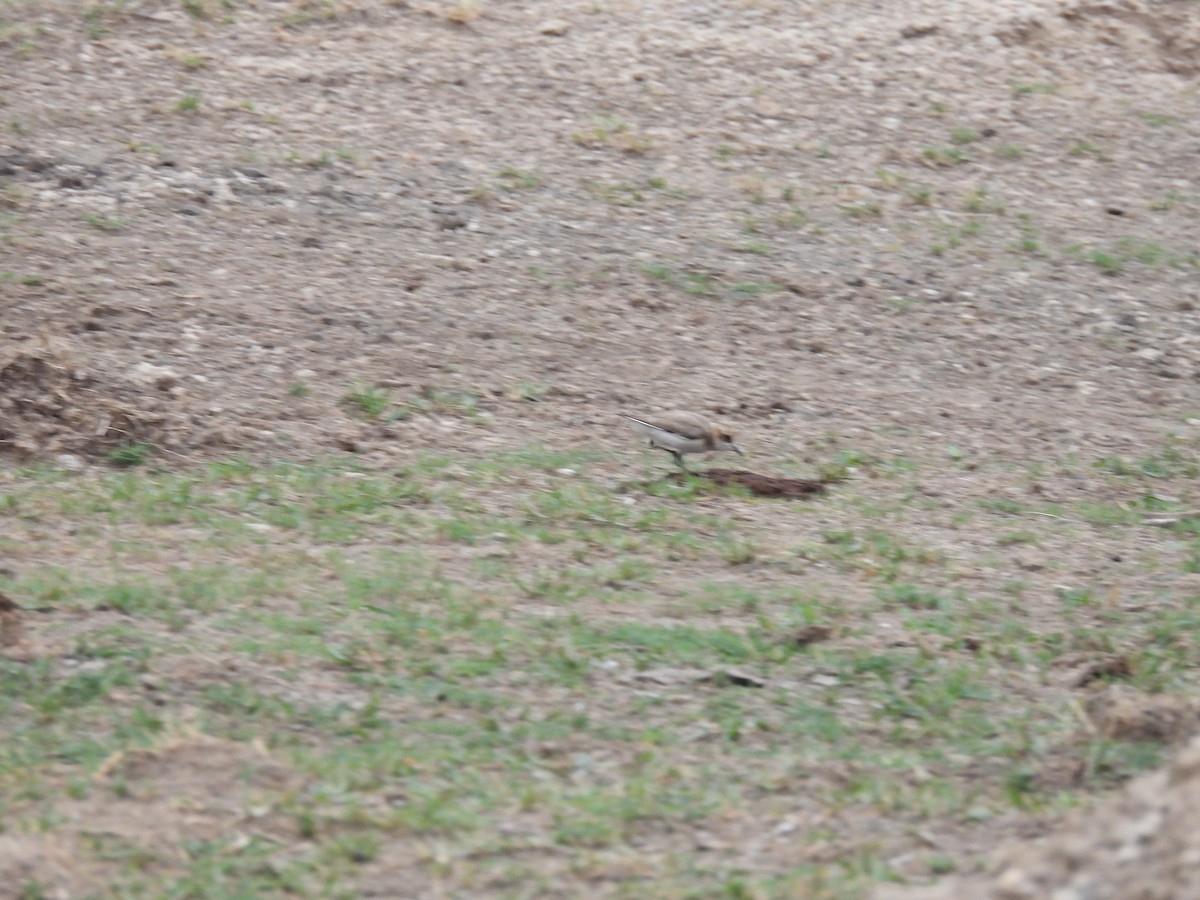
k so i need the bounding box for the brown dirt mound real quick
[0,338,185,462]
[1086,686,1200,746]
[877,693,1200,900]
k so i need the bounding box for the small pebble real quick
[55,453,85,472]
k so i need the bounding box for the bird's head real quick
[714,429,744,456]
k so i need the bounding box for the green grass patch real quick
[2,451,1198,895]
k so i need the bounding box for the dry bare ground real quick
[3,0,1200,896]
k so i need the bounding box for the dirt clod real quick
[691,469,828,499]
[0,591,23,649]
[1086,687,1200,745]
[792,625,834,647]
[0,340,184,461]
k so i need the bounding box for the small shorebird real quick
[620,411,743,471]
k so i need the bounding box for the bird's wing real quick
[621,412,710,440]
[619,414,660,436]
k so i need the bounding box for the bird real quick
[620,411,744,471]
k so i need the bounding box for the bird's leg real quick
[670,450,688,471]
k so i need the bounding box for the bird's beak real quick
[733,445,744,456]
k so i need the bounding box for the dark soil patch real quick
[692,468,829,498]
